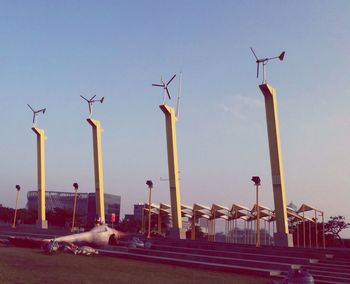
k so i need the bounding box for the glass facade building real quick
[27,190,121,225]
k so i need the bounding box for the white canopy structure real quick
[139,201,324,247]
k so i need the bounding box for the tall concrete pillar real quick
[160,104,186,239]
[87,118,105,223]
[32,127,48,229]
[259,84,293,247]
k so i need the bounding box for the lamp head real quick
[146,180,153,189]
[251,176,261,186]
[15,185,21,191]
[73,182,79,190]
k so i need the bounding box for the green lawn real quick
[0,247,270,284]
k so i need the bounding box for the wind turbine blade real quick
[90,95,96,101]
[152,84,164,87]
[27,104,35,112]
[167,74,176,85]
[250,47,259,61]
[80,95,89,102]
[165,88,171,100]
[42,108,46,114]
[100,97,104,104]
[256,63,259,78]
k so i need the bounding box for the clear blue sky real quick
[1,1,349,234]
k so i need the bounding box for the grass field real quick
[0,247,270,284]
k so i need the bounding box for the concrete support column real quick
[158,210,162,235]
[160,104,186,239]
[191,211,196,240]
[32,127,48,229]
[259,84,293,247]
[87,118,105,223]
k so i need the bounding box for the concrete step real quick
[150,247,350,282]
[152,239,335,260]
[126,247,299,271]
[151,243,316,265]
[278,271,350,284]
[310,274,350,284]
[318,258,350,266]
[306,262,350,273]
[149,240,350,283]
[305,267,350,278]
[98,248,282,278]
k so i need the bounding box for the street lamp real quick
[146,180,153,239]
[251,176,261,247]
[12,185,21,228]
[71,182,79,232]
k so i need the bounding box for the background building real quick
[133,203,144,222]
[27,191,121,226]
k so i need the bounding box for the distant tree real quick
[186,225,205,240]
[117,216,140,233]
[325,216,350,245]
[0,207,37,225]
[0,207,13,223]
[17,209,37,224]
[160,213,171,233]
[46,208,72,227]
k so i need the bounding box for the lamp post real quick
[252,176,261,248]
[71,182,79,232]
[12,185,21,228]
[146,180,153,239]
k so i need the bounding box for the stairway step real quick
[151,243,315,265]
[99,248,282,278]
[122,247,299,271]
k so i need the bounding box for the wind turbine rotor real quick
[81,94,104,118]
[250,47,285,83]
[152,73,177,103]
[27,104,46,126]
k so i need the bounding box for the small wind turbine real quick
[27,104,46,127]
[80,95,105,118]
[152,74,176,104]
[250,47,285,84]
